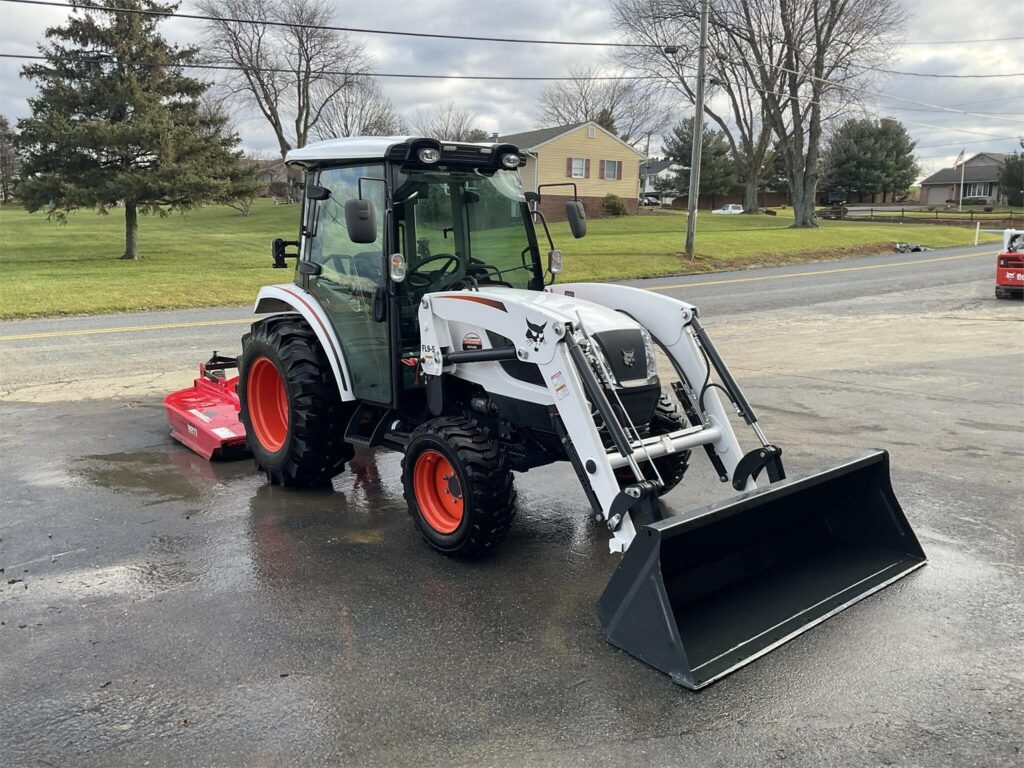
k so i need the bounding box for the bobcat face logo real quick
[524,319,547,351]
[621,348,636,368]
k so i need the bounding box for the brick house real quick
[498,121,645,220]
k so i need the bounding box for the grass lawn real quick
[0,200,1000,319]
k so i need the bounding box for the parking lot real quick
[1,246,1021,767]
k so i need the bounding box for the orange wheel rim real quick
[413,449,464,534]
[247,356,289,452]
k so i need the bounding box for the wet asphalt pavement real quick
[0,246,1021,767]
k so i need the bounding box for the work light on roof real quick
[418,147,441,164]
[501,153,521,169]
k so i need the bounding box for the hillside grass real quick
[0,200,999,319]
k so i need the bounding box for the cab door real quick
[300,164,392,405]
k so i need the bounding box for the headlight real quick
[640,328,658,381]
[501,152,521,168]
[589,339,614,382]
[418,147,440,164]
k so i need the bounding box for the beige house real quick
[919,152,1008,206]
[499,121,646,220]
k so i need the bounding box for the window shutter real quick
[584,159,591,178]
[616,161,622,181]
[566,158,573,178]
[599,160,606,179]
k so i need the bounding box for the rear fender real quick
[253,284,355,402]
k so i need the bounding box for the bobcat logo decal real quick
[622,348,636,368]
[525,318,547,351]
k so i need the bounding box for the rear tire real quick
[402,417,516,559]
[239,316,354,487]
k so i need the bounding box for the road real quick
[1,244,1021,767]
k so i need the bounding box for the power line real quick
[914,136,1018,150]
[0,0,655,48]
[5,0,1022,52]
[899,36,1024,45]
[727,56,1024,126]
[860,65,1024,79]
[0,52,658,81]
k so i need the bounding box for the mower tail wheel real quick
[402,417,516,559]
[239,317,353,487]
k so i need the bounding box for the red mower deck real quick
[163,355,248,460]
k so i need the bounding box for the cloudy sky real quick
[1,0,1021,179]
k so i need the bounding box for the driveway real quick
[1,244,1021,767]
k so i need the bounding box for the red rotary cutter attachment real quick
[163,353,249,460]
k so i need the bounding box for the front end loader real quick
[166,135,926,688]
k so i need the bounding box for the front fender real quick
[253,284,354,402]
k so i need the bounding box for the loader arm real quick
[418,287,757,553]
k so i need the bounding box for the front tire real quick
[239,316,354,487]
[649,393,691,496]
[402,417,516,559]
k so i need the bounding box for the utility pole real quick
[684,0,710,260]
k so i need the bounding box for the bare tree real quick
[537,65,669,149]
[196,0,370,158]
[313,76,405,139]
[409,102,489,142]
[613,0,781,212]
[710,0,900,225]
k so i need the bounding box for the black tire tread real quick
[239,316,353,488]
[649,393,691,496]
[401,416,516,559]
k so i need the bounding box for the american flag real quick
[954,149,965,167]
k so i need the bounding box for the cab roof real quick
[285,136,503,166]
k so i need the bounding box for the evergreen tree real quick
[659,118,741,206]
[998,152,1023,207]
[822,118,918,203]
[17,0,257,259]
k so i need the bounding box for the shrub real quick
[603,193,629,216]
[983,205,994,212]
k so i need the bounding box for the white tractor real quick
[167,136,926,689]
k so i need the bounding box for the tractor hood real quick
[427,287,654,384]
[487,287,647,336]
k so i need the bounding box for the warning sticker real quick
[462,333,483,351]
[550,371,569,400]
[188,408,213,423]
[212,427,237,439]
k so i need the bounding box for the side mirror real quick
[345,199,377,244]
[307,185,331,201]
[566,200,587,239]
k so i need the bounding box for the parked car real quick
[711,204,744,215]
[641,195,661,207]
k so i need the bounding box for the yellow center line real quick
[0,249,996,341]
[0,317,253,342]
[648,250,993,291]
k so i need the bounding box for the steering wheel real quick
[466,263,514,288]
[406,252,463,290]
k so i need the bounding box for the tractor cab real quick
[277,137,584,409]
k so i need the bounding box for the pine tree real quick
[660,119,741,207]
[822,118,918,203]
[17,0,257,260]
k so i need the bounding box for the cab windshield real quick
[392,168,543,298]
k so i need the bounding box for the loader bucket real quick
[597,451,926,690]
